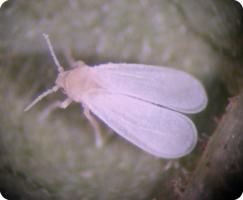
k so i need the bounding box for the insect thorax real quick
[56,67,101,102]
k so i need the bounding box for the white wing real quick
[93,63,207,113]
[83,92,197,159]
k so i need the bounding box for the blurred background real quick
[0,0,242,199]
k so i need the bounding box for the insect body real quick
[25,34,208,159]
[56,64,102,102]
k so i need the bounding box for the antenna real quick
[24,85,59,111]
[24,34,63,112]
[42,33,64,73]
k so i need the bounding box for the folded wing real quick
[84,92,197,158]
[93,63,207,113]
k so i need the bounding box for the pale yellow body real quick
[56,63,102,103]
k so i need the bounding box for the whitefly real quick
[25,34,208,159]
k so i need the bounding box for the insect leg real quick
[58,98,73,109]
[38,98,73,121]
[83,105,103,148]
[61,45,75,67]
[61,46,87,69]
